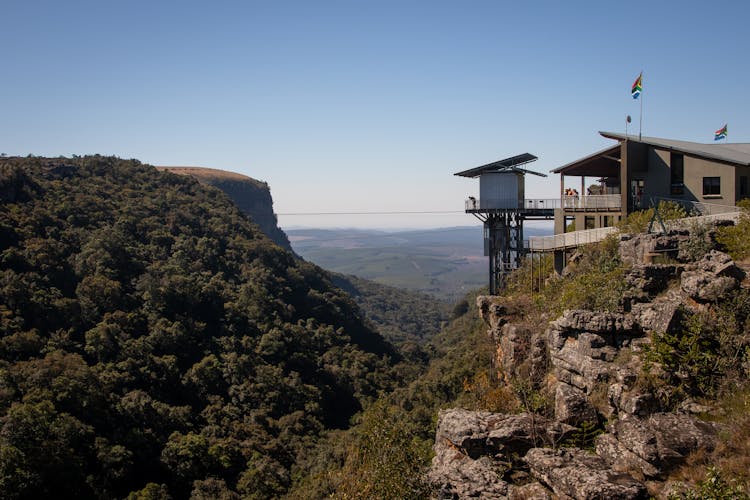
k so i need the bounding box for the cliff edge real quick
[158,166,293,252]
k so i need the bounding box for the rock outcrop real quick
[430,409,575,499]
[596,413,719,479]
[525,447,648,499]
[429,228,740,499]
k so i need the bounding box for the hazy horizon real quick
[280,219,556,232]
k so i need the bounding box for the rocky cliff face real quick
[430,229,748,499]
[157,166,293,252]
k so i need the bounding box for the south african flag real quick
[714,124,728,141]
[631,73,642,99]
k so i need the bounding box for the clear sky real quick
[2,0,748,229]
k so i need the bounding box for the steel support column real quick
[485,212,524,295]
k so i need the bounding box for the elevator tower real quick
[455,153,550,294]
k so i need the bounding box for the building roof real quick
[599,131,750,166]
[550,144,621,176]
[454,153,547,178]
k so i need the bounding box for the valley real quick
[287,225,551,302]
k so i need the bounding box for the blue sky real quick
[2,0,748,228]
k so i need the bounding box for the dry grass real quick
[668,385,750,492]
[156,166,261,183]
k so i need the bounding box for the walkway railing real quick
[651,196,741,217]
[527,226,617,251]
[663,210,741,230]
[527,203,743,252]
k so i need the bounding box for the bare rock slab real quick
[525,447,647,500]
[597,413,720,479]
[508,481,553,500]
[430,448,508,499]
[555,382,599,427]
[434,408,575,459]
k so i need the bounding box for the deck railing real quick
[465,198,560,211]
[562,194,621,210]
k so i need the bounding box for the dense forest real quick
[330,273,450,346]
[0,156,436,498]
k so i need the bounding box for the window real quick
[670,153,684,195]
[585,216,595,229]
[741,176,748,198]
[703,177,721,196]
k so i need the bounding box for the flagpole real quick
[639,71,643,140]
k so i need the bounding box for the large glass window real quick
[741,176,748,198]
[703,177,721,196]
[670,153,684,195]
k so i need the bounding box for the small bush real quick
[617,201,687,234]
[463,371,519,413]
[332,401,433,499]
[451,299,469,319]
[669,466,750,500]
[716,199,750,261]
[512,378,553,418]
[679,221,714,262]
[560,421,604,452]
[543,235,628,314]
[645,290,750,399]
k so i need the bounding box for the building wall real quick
[553,208,622,234]
[624,145,739,208]
[642,148,671,202]
[682,156,736,205]
[736,166,750,201]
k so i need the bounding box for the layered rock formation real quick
[430,230,746,499]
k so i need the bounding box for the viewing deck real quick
[561,194,621,211]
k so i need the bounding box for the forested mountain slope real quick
[158,166,451,348]
[0,156,404,498]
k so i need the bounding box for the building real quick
[551,132,750,235]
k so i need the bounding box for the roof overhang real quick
[550,144,621,177]
[455,153,547,178]
[599,131,750,167]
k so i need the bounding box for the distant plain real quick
[287,225,552,302]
